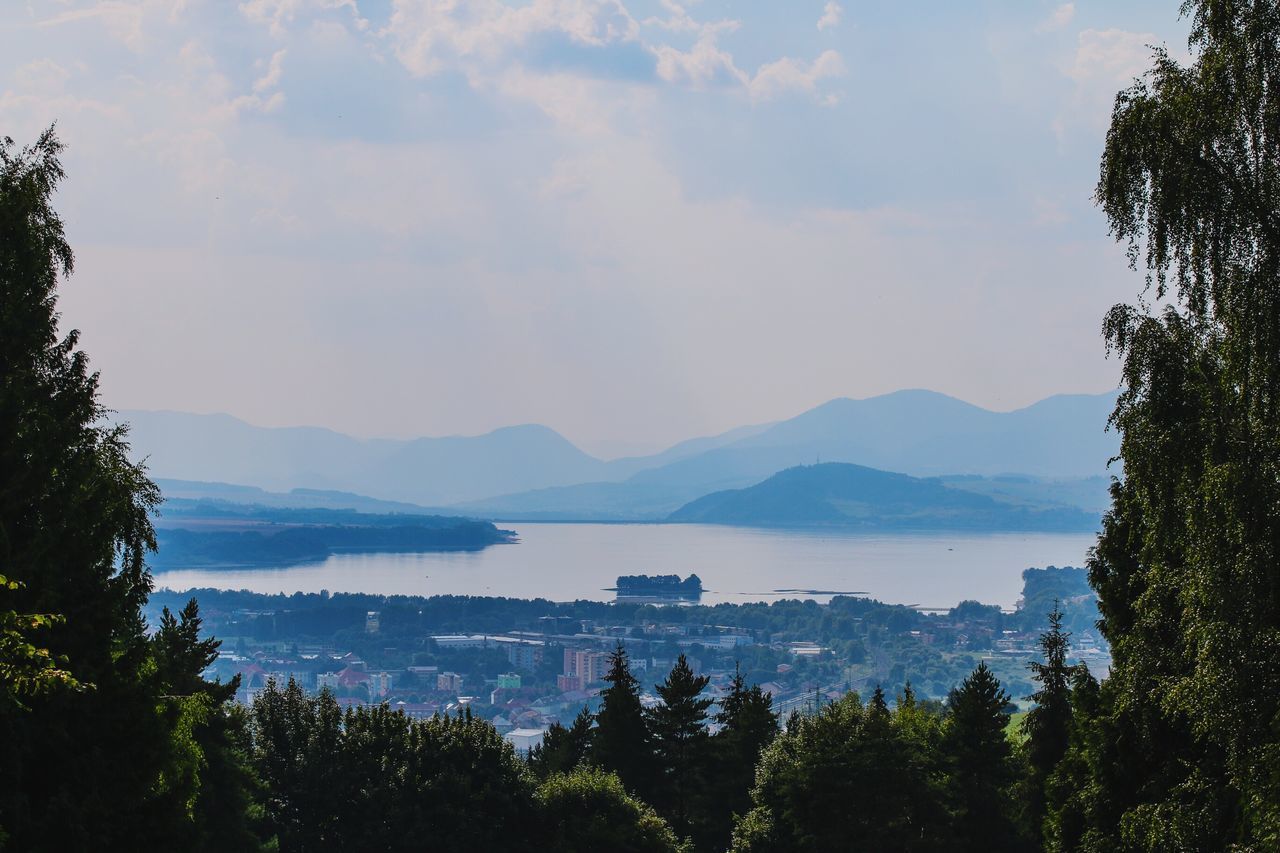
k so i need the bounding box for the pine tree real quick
[1043,664,1101,852]
[943,662,1021,851]
[152,599,261,851]
[1021,603,1074,843]
[707,664,779,849]
[646,654,712,836]
[590,644,657,802]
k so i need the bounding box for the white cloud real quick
[817,1,842,32]
[4,0,1147,447]
[1054,28,1163,134]
[385,0,640,78]
[649,13,842,104]
[36,0,187,51]
[652,22,746,88]
[1036,3,1075,34]
[385,0,845,106]
[252,48,287,93]
[1067,28,1156,83]
[239,0,368,38]
[494,67,646,135]
[643,0,701,33]
[749,49,845,103]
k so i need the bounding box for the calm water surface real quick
[152,523,1096,610]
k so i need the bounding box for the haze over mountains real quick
[120,389,1119,524]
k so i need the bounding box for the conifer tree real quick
[943,662,1021,851]
[1043,664,1101,851]
[591,643,656,801]
[707,664,779,848]
[646,654,712,836]
[151,599,261,851]
[0,128,225,849]
[1021,603,1074,843]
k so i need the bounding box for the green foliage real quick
[592,643,658,800]
[1076,0,1280,846]
[731,686,951,852]
[0,575,81,709]
[248,679,537,852]
[944,661,1025,851]
[1021,603,1077,842]
[0,127,261,850]
[535,767,689,853]
[150,600,262,850]
[529,705,593,779]
[705,664,780,850]
[646,654,712,836]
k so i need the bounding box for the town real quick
[150,566,1108,754]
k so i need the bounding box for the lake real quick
[151,523,1097,610]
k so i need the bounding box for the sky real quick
[2,1,1192,457]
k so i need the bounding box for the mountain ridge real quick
[119,388,1119,512]
[667,462,1100,531]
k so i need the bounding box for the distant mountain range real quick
[119,389,1120,521]
[668,463,1099,531]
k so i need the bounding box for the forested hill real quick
[668,463,1098,531]
[151,499,514,568]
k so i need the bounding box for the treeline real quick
[150,501,513,568]
[233,620,1083,853]
[239,678,684,851]
[152,520,507,569]
[150,568,1092,646]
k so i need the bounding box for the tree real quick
[0,574,80,709]
[1086,1,1280,844]
[151,599,262,851]
[1043,664,1102,852]
[707,664,779,850]
[529,705,593,779]
[248,681,537,852]
[731,687,949,852]
[1021,603,1075,842]
[591,643,656,800]
[0,127,221,849]
[535,767,689,853]
[248,679,350,850]
[943,662,1022,851]
[646,654,712,838]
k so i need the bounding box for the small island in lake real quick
[614,573,704,599]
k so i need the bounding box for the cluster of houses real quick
[206,605,1110,754]
[210,614,812,752]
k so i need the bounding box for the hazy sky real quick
[2,1,1190,456]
